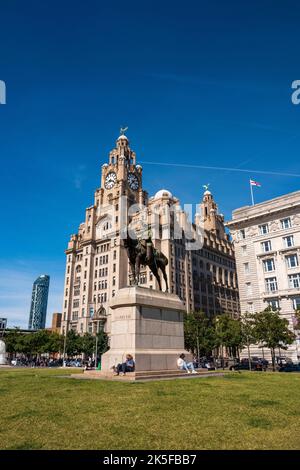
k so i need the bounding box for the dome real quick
[117,134,128,141]
[204,190,211,196]
[154,189,173,199]
[102,163,108,168]
[136,164,142,170]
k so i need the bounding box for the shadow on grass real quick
[9,441,41,450]
[247,416,273,429]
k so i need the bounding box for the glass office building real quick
[28,275,50,330]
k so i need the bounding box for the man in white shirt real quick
[177,354,198,374]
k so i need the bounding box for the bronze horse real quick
[123,233,169,292]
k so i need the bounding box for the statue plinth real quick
[0,339,7,365]
[101,286,191,372]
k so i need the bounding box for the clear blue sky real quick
[1,0,300,327]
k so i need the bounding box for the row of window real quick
[239,217,293,240]
[94,280,108,290]
[244,254,299,274]
[95,255,109,266]
[245,274,300,295]
[261,235,295,253]
[95,268,109,278]
[248,296,300,312]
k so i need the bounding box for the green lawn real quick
[0,368,300,450]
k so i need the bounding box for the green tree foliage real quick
[253,308,296,371]
[96,329,109,356]
[184,311,217,359]
[214,314,243,359]
[4,327,109,359]
[240,312,257,370]
[294,309,300,333]
[65,330,81,356]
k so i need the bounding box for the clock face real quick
[105,172,117,189]
[127,172,139,191]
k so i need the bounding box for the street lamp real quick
[62,319,69,367]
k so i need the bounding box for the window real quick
[239,229,246,240]
[261,240,272,253]
[72,311,78,321]
[246,282,252,296]
[259,224,269,235]
[241,245,247,256]
[244,263,250,274]
[265,277,278,293]
[288,273,300,289]
[293,297,300,310]
[247,303,254,313]
[268,299,279,311]
[263,258,275,272]
[281,218,292,229]
[286,254,298,268]
[82,308,85,316]
[283,236,294,248]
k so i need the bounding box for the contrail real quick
[139,161,300,178]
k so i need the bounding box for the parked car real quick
[278,364,300,372]
[276,356,293,366]
[230,361,264,371]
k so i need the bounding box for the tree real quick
[253,308,296,371]
[240,312,257,371]
[214,314,243,366]
[96,329,109,356]
[65,330,81,356]
[4,328,25,355]
[184,311,217,360]
[78,333,95,357]
[294,308,300,334]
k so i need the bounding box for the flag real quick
[250,179,261,187]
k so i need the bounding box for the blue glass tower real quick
[28,275,50,330]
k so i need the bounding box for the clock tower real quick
[62,131,148,337]
[97,131,147,209]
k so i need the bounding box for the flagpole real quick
[250,180,254,206]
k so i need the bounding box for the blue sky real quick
[1,0,300,327]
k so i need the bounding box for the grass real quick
[0,368,300,450]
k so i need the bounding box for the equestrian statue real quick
[123,228,169,292]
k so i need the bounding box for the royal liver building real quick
[61,132,239,336]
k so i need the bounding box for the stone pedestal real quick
[101,286,191,372]
[0,340,7,365]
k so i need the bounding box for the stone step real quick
[78,368,222,381]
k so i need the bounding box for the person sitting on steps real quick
[113,354,135,376]
[177,353,198,374]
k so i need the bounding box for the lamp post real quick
[95,330,98,369]
[62,320,69,367]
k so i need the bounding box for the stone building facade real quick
[227,191,300,361]
[61,133,239,337]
